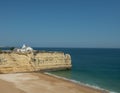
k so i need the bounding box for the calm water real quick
[2,47,120,92]
[35,48,120,93]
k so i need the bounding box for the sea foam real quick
[44,72,117,93]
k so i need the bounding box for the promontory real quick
[0,47,72,73]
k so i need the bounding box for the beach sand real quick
[0,73,108,93]
[0,79,25,93]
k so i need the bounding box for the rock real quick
[0,51,72,73]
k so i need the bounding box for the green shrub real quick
[0,48,2,53]
[10,47,15,51]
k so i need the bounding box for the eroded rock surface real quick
[0,51,72,73]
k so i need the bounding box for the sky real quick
[0,0,120,48]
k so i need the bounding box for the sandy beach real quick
[0,73,108,93]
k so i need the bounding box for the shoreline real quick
[0,72,109,93]
[44,72,109,93]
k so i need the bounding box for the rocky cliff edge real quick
[0,51,72,73]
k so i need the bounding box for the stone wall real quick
[0,52,72,73]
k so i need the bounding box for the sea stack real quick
[0,45,72,73]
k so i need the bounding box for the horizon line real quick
[0,46,120,49]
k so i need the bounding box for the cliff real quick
[0,51,72,73]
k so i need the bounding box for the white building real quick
[16,44,33,53]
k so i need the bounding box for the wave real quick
[44,72,117,93]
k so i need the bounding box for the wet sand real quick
[0,73,108,93]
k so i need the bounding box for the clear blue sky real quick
[0,0,120,48]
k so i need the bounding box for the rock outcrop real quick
[0,51,72,73]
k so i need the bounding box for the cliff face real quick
[0,52,72,73]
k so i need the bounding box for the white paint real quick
[16,44,33,53]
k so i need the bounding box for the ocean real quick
[35,48,120,93]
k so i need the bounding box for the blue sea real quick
[2,47,120,93]
[34,48,120,93]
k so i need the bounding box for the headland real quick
[0,50,71,73]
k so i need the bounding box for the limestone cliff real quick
[0,51,72,73]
